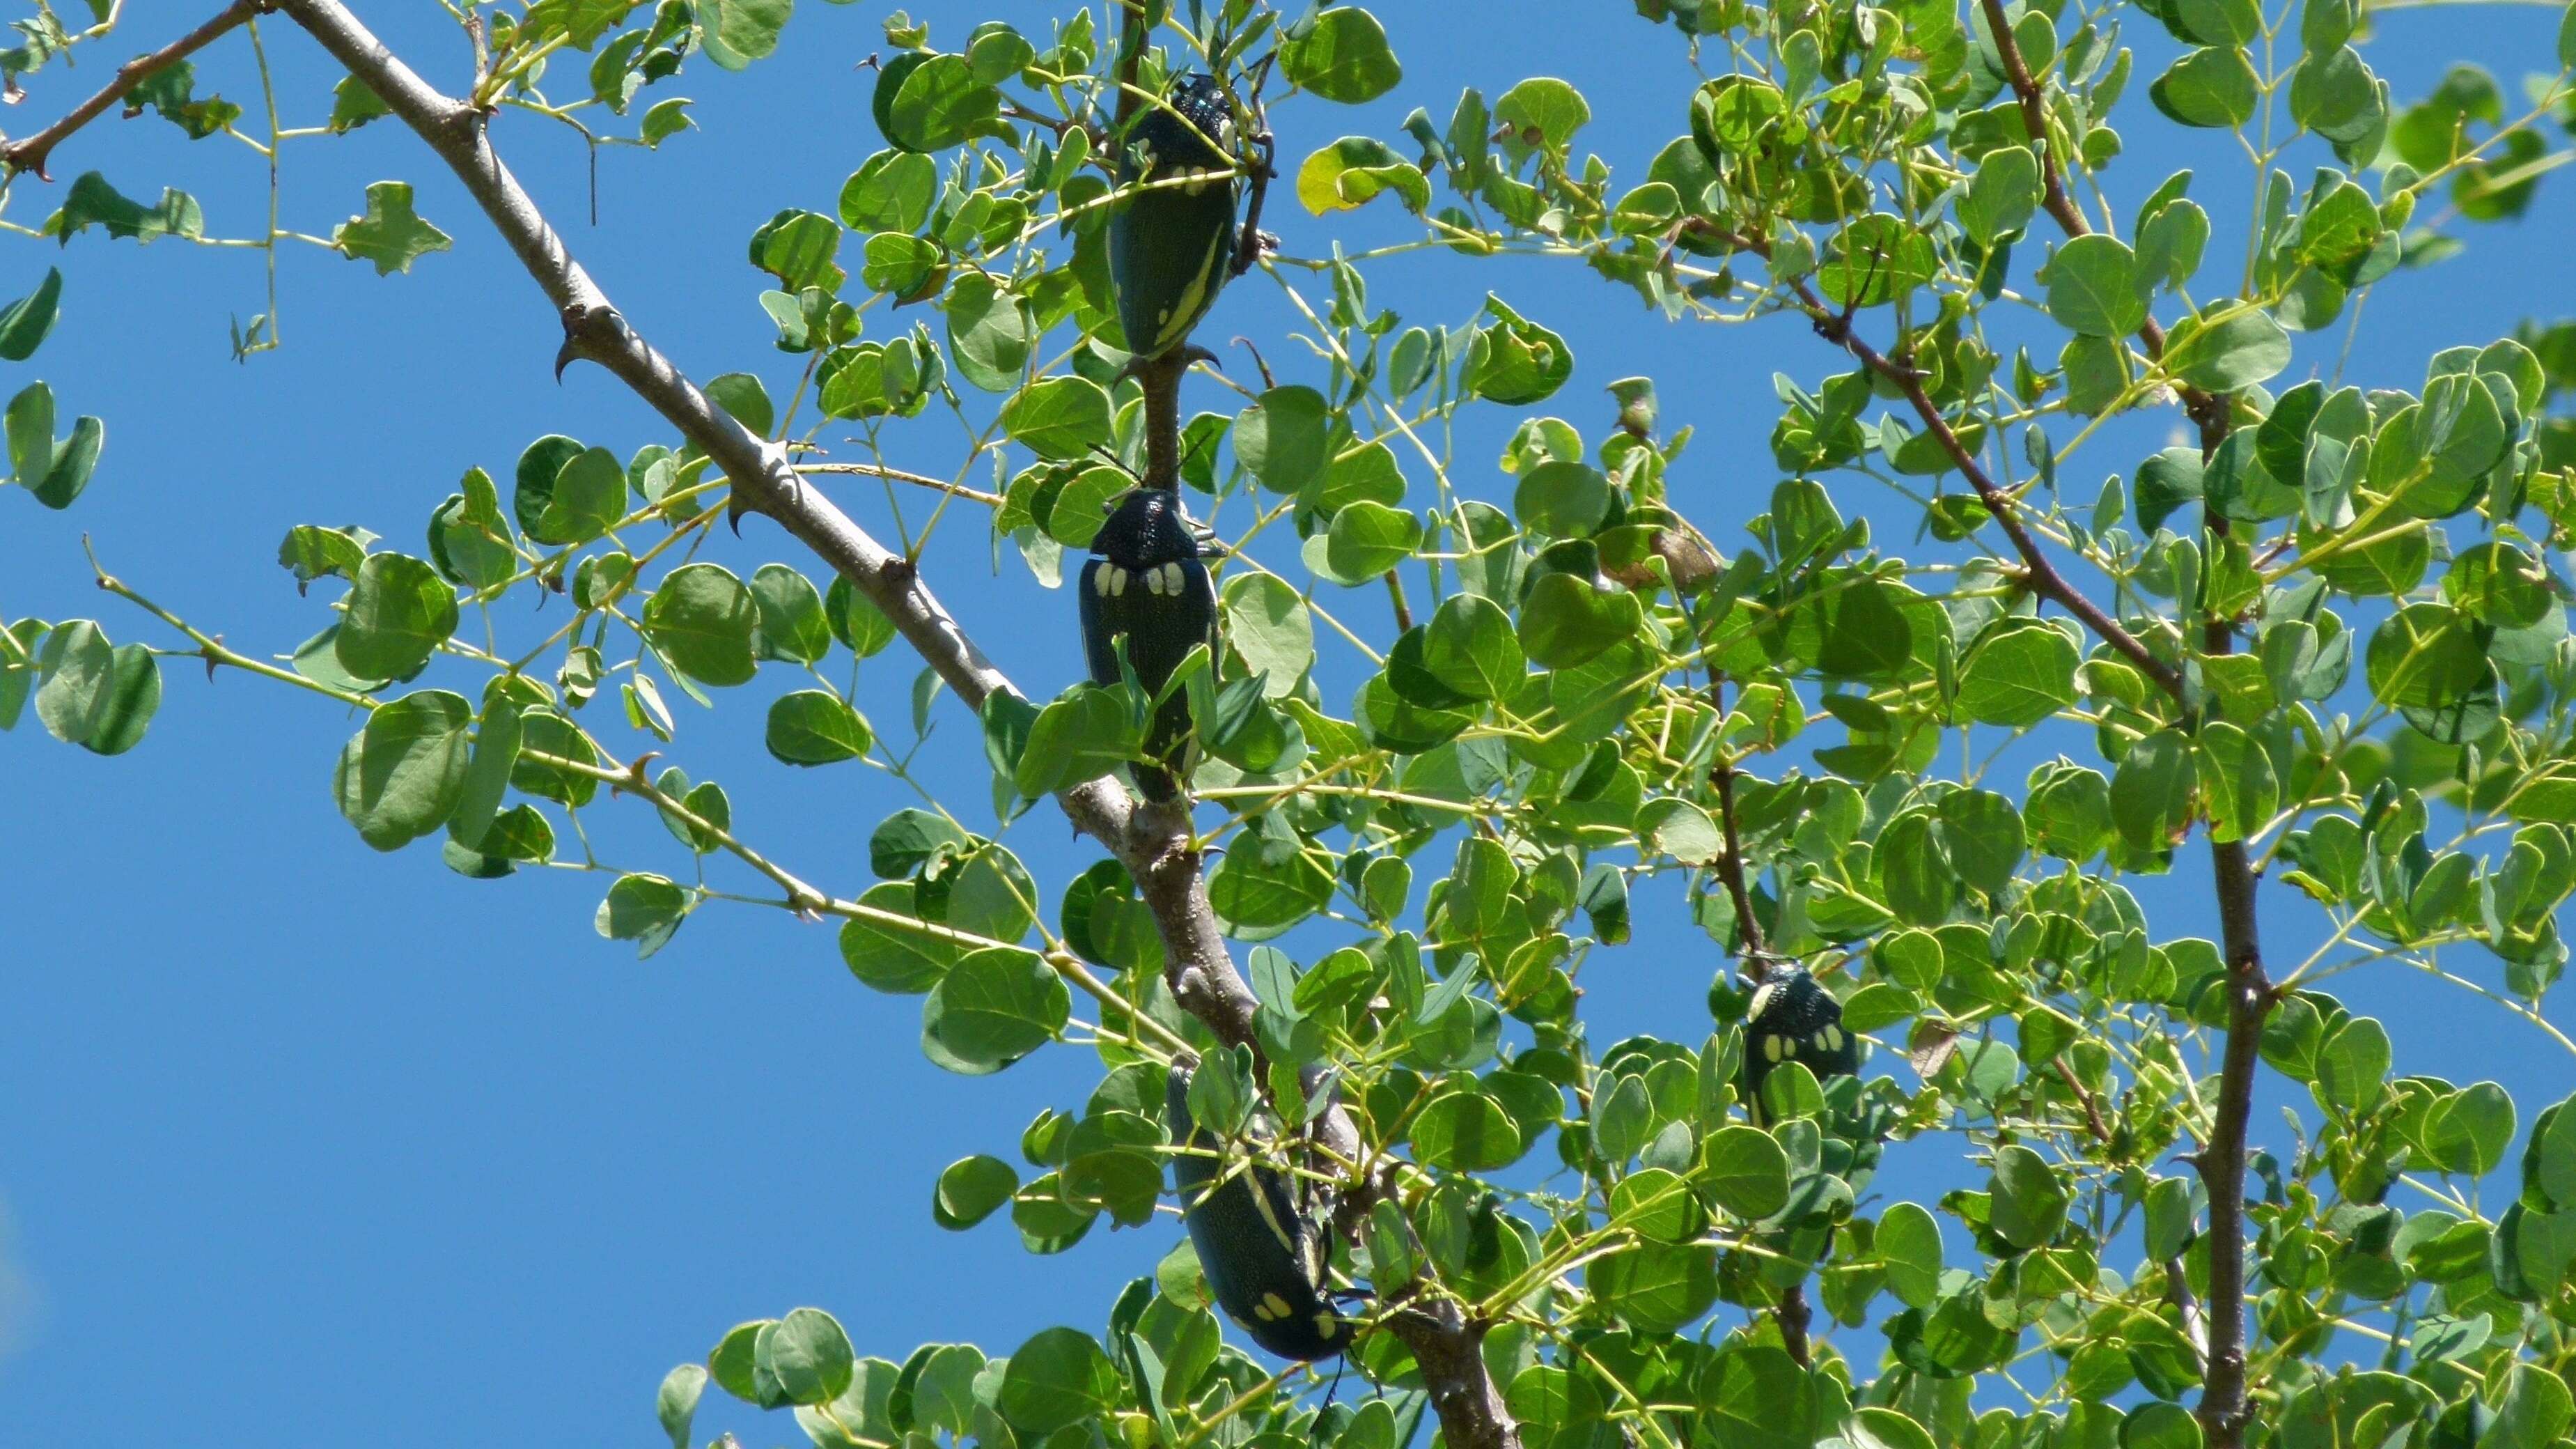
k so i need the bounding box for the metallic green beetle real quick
[1109,73,1242,362]
[1165,1060,1350,1361]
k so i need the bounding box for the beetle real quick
[1079,486,1215,802]
[1164,1060,1351,1361]
[1740,966,1861,1107]
[1109,72,1242,362]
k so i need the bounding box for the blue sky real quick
[2,1,2573,1443]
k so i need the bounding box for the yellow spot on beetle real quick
[1763,1034,1785,1063]
[1314,1312,1339,1339]
[1261,1292,1294,1320]
[1820,1025,1844,1052]
[1748,983,1777,1021]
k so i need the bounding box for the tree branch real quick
[1799,290,2183,697]
[269,8,1517,1446]
[1,0,267,180]
[1966,21,2266,1443]
[1972,0,2232,454]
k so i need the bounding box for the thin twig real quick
[1,0,267,180]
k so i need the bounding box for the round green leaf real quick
[997,1326,1118,1434]
[1701,1124,1791,1220]
[1513,460,1610,538]
[1586,1241,1717,1333]
[1279,7,1403,104]
[934,1154,1020,1229]
[1324,499,1423,580]
[2044,235,2147,338]
[333,689,474,851]
[1517,573,1643,669]
[643,563,760,687]
[924,947,1066,1070]
[1001,376,1113,460]
[1234,386,1329,495]
[754,1308,855,1407]
[1422,593,1524,700]
[336,552,458,681]
[767,689,874,765]
[841,881,961,994]
[1412,1087,1525,1170]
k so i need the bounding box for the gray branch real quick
[265,9,1520,1446]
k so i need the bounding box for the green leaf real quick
[1960,146,2039,245]
[1989,1143,2070,1248]
[2312,1014,2390,1115]
[767,690,873,765]
[751,1308,854,1408]
[2125,1404,2203,1449]
[1494,77,1590,157]
[2421,1082,2513,1175]
[1699,1348,1816,1449]
[41,172,203,245]
[841,150,939,233]
[0,268,63,361]
[1587,1242,1717,1333]
[1514,460,1610,537]
[336,552,458,681]
[33,621,157,754]
[1935,789,2025,894]
[2481,1365,2572,1449]
[598,872,689,957]
[1957,619,2079,727]
[2365,603,2488,716]
[1517,573,1643,669]
[924,947,1066,1069]
[750,564,832,664]
[656,1364,707,1449]
[6,380,104,509]
[1412,1088,1524,1170]
[642,564,760,687]
[641,97,694,148]
[1014,687,1140,797]
[697,0,794,69]
[2163,305,2291,389]
[1324,499,1422,580]
[1296,136,1433,215]
[1422,593,1523,700]
[539,445,626,545]
[997,1326,1118,1434]
[1235,386,1330,495]
[1701,1124,1791,1219]
[1220,573,1315,694]
[1467,295,1572,405]
[840,881,960,993]
[934,1154,1019,1229]
[1878,1201,1944,1308]
[874,53,1001,151]
[945,274,1033,392]
[2044,235,2147,337]
[1001,376,1113,460]
[2199,720,2279,844]
[333,690,475,851]
[2151,47,2261,128]
[332,181,452,275]
[1279,6,1403,104]
[2111,728,2197,850]
[328,77,391,133]
[448,700,522,851]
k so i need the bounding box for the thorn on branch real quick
[554,300,627,380]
